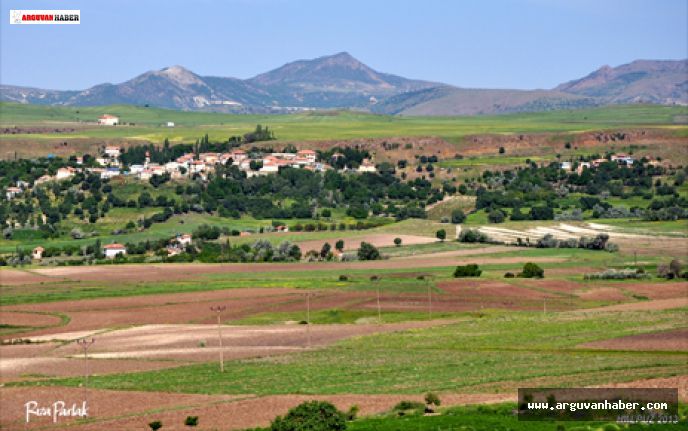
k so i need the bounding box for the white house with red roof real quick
[297,149,317,163]
[103,243,127,258]
[98,115,119,126]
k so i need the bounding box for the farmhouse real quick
[358,158,377,173]
[32,246,44,260]
[6,186,22,200]
[611,154,634,165]
[104,146,121,158]
[98,115,119,126]
[103,243,127,258]
[176,234,193,246]
[297,149,317,164]
[56,167,76,180]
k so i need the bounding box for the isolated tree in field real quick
[335,240,344,252]
[499,146,505,154]
[488,209,505,223]
[454,264,482,277]
[424,392,441,413]
[320,242,331,259]
[357,242,381,260]
[148,421,162,431]
[436,229,446,242]
[394,237,402,247]
[519,262,544,278]
[451,209,466,224]
[184,416,199,427]
[270,401,346,431]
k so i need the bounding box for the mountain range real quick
[1,52,686,116]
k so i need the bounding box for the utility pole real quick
[305,292,312,348]
[373,276,382,325]
[425,275,434,320]
[76,338,95,416]
[210,305,226,372]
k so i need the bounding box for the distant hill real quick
[371,86,600,116]
[1,54,685,115]
[555,59,687,104]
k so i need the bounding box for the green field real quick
[16,308,686,395]
[1,103,686,145]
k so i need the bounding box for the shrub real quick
[458,228,489,243]
[393,400,425,416]
[357,242,381,261]
[584,269,650,280]
[270,401,346,431]
[451,209,466,224]
[424,393,441,413]
[454,264,482,277]
[394,237,402,247]
[184,416,198,427]
[436,229,446,242]
[346,405,359,421]
[519,262,544,278]
[148,421,162,431]
[504,272,515,278]
[487,209,505,223]
[338,275,348,281]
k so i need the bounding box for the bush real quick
[454,264,482,277]
[487,209,505,223]
[424,393,441,413]
[184,416,198,427]
[458,228,489,243]
[451,209,466,224]
[519,262,544,278]
[270,401,346,431]
[394,237,402,247]
[338,275,348,281]
[436,229,446,241]
[346,405,359,421]
[584,269,650,280]
[504,272,515,278]
[393,400,425,416]
[148,421,162,431]
[357,242,381,261]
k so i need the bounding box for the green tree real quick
[519,262,544,278]
[451,209,466,224]
[335,240,344,252]
[394,237,402,247]
[357,242,381,261]
[436,229,446,242]
[270,401,346,431]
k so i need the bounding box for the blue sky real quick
[1,0,686,90]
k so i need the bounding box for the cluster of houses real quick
[98,114,175,128]
[559,153,663,175]
[4,144,379,201]
[31,233,193,261]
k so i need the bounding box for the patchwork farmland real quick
[0,104,687,430]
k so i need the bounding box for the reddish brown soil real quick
[598,375,688,402]
[0,386,512,431]
[297,234,436,252]
[580,329,688,352]
[0,320,450,382]
[576,297,688,312]
[620,282,688,300]
[577,287,628,301]
[0,311,63,327]
[2,252,563,287]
